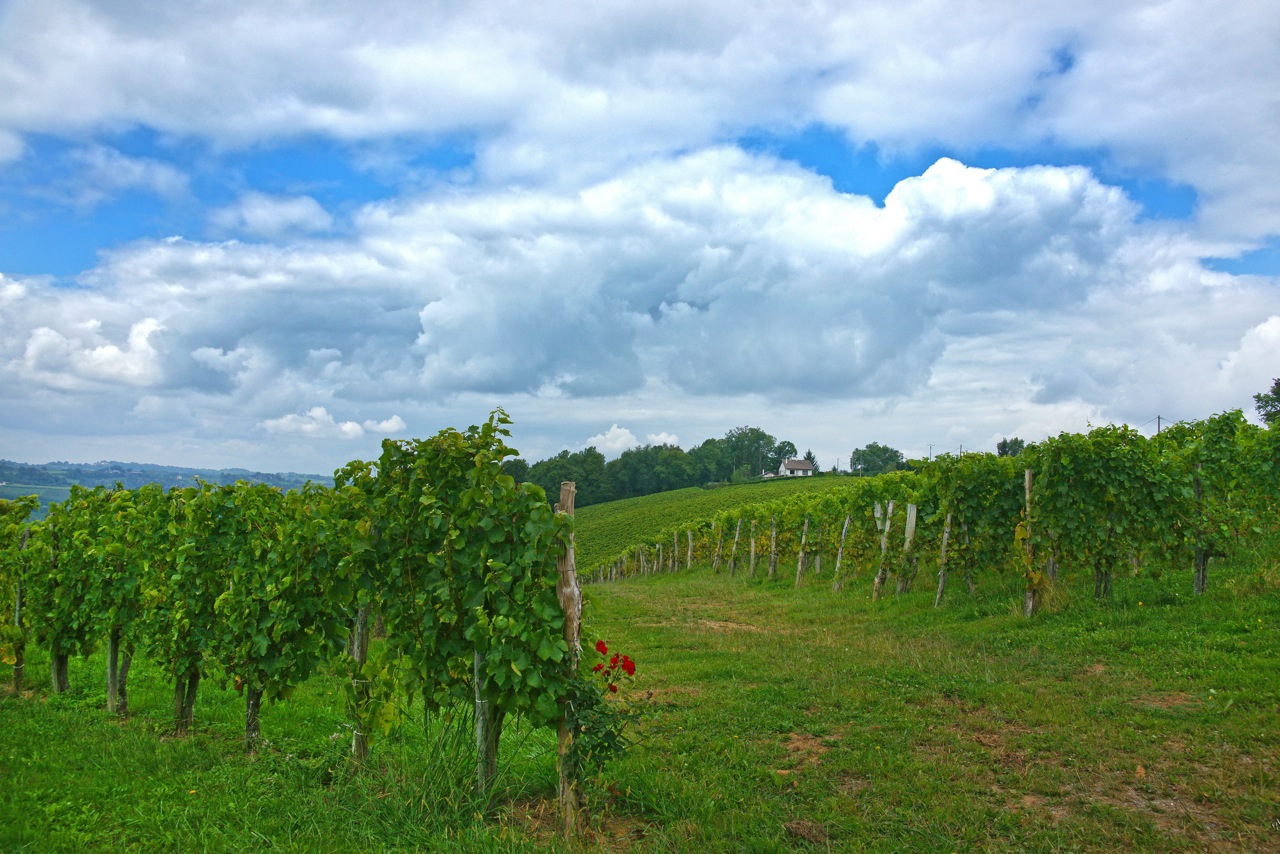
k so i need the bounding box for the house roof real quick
[782,458,815,471]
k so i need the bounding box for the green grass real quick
[3,546,1278,851]
[575,475,856,571]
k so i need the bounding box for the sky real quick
[1,0,1277,476]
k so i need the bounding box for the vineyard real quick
[0,411,620,841]
[589,412,1280,615]
[1,410,1278,850]
[574,475,854,571]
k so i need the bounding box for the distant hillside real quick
[573,475,856,572]
[0,459,328,517]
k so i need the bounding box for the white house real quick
[778,458,814,477]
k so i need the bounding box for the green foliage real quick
[996,436,1026,457]
[850,441,906,476]
[1253,376,1280,425]
[24,488,103,663]
[367,412,573,731]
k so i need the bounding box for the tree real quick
[723,426,777,477]
[528,447,610,506]
[849,442,905,476]
[803,449,819,471]
[687,438,731,483]
[1255,378,1280,426]
[767,441,798,472]
[502,458,531,482]
[997,437,1026,457]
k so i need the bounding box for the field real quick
[3,538,1277,851]
[574,475,856,571]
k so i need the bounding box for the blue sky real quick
[1,0,1277,474]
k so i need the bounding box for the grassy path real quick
[584,566,1279,852]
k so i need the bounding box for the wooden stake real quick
[934,512,952,609]
[872,500,895,600]
[554,482,583,838]
[768,516,778,580]
[728,518,742,577]
[795,515,809,588]
[831,515,851,592]
[896,504,918,595]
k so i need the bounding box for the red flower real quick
[610,654,620,667]
[609,683,618,693]
[595,640,608,655]
[592,662,604,672]
[621,656,636,676]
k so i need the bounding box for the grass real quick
[2,547,1278,851]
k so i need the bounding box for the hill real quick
[573,474,859,571]
[0,459,327,517]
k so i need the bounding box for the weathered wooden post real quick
[1023,469,1038,617]
[831,515,851,592]
[727,518,742,577]
[768,516,778,580]
[896,504,918,594]
[555,483,583,838]
[872,501,895,600]
[934,513,952,608]
[794,516,809,588]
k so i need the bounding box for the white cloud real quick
[0,129,24,162]
[362,414,406,433]
[647,432,679,446]
[586,424,639,457]
[2,1,1278,241]
[210,193,334,239]
[21,317,165,388]
[262,406,364,439]
[72,145,187,198]
[3,148,1276,472]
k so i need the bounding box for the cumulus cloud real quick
[3,149,1274,475]
[586,424,639,457]
[1,1,1278,239]
[69,145,188,205]
[647,431,679,446]
[261,406,402,439]
[21,317,165,389]
[210,193,334,239]
[363,414,406,433]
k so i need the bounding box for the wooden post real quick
[896,504,918,594]
[727,518,742,577]
[554,483,583,838]
[748,519,757,577]
[768,516,778,580]
[686,530,693,569]
[1193,467,1208,595]
[672,531,679,572]
[794,516,809,588]
[813,523,822,576]
[13,527,27,694]
[711,524,724,573]
[1023,469,1037,617]
[872,501,895,600]
[934,512,952,608]
[831,515,851,592]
